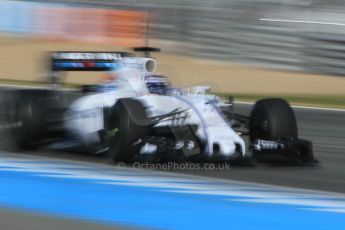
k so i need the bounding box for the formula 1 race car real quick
[0,50,316,164]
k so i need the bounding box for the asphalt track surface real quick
[2,102,344,193]
[0,208,133,230]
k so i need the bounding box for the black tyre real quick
[250,98,297,140]
[107,98,150,162]
[81,85,99,93]
[4,89,59,150]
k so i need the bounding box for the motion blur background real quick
[1,2,345,229]
[1,0,345,106]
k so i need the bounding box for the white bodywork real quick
[64,57,245,157]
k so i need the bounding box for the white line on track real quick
[260,18,345,26]
[0,84,75,90]
[236,101,345,112]
[0,84,45,89]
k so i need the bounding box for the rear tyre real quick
[3,89,60,150]
[250,98,297,140]
[107,98,150,162]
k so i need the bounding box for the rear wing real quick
[51,51,132,71]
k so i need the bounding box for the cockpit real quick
[145,74,171,95]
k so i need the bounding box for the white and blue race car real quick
[1,50,316,164]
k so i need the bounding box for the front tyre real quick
[249,98,315,163]
[106,98,150,162]
[250,98,297,140]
